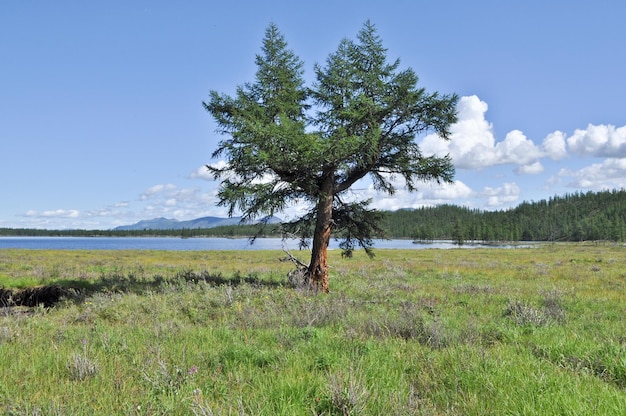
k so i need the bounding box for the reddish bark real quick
[308,175,334,293]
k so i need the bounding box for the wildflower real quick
[188,366,198,375]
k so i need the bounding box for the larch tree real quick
[204,22,458,293]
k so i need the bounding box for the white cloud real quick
[419,96,626,179]
[515,161,544,175]
[24,209,80,218]
[140,184,176,200]
[481,182,521,207]
[132,182,230,221]
[190,165,214,181]
[192,162,277,187]
[558,158,626,189]
[190,161,238,182]
[567,124,626,157]
[421,95,498,169]
[428,180,473,200]
[139,184,208,204]
[421,95,546,172]
[542,131,568,160]
[87,208,124,218]
[17,180,228,228]
[364,179,473,211]
[422,97,626,196]
[495,130,542,165]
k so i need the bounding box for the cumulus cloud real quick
[481,182,521,207]
[542,131,568,160]
[190,165,214,181]
[419,95,619,174]
[420,96,547,173]
[427,180,473,200]
[558,158,626,190]
[140,184,177,200]
[421,95,498,169]
[515,161,544,175]
[566,124,626,157]
[496,130,543,165]
[362,179,473,211]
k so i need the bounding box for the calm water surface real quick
[0,237,533,251]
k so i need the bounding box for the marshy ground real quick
[0,244,624,414]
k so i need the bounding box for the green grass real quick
[0,243,625,414]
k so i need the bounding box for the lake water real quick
[0,237,534,251]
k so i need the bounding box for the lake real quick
[0,237,534,251]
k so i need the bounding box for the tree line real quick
[385,189,626,243]
[0,224,278,238]
[2,189,625,243]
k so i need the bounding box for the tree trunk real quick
[308,175,334,293]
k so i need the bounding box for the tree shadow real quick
[1,286,72,308]
[1,270,288,309]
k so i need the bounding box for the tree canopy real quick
[204,21,458,292]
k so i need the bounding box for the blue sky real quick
[2,1,625,229]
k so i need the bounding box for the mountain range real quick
[114,216,281,231]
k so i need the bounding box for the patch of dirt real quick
[0,285,75,308]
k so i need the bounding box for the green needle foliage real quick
[204,21,458,292]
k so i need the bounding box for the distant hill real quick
[113,215,281,231]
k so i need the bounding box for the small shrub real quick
[505,291,567,327]
[288,296,349,328]
[505,300,546,326]
[365,309,449,349]
[531,343,626,388]
[319,367,370,416]
[540,290,566,323]
[452,284,495,295]
[534,262,550,276]
[0,326,16,343]
[66,339,98,381]
[388,384,437,416]
[67,353,98,381]
[142,358,197,395]
[287,266,309,290]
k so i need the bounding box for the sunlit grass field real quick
[0,243,625,414]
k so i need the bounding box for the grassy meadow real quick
[0,244,625,415]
